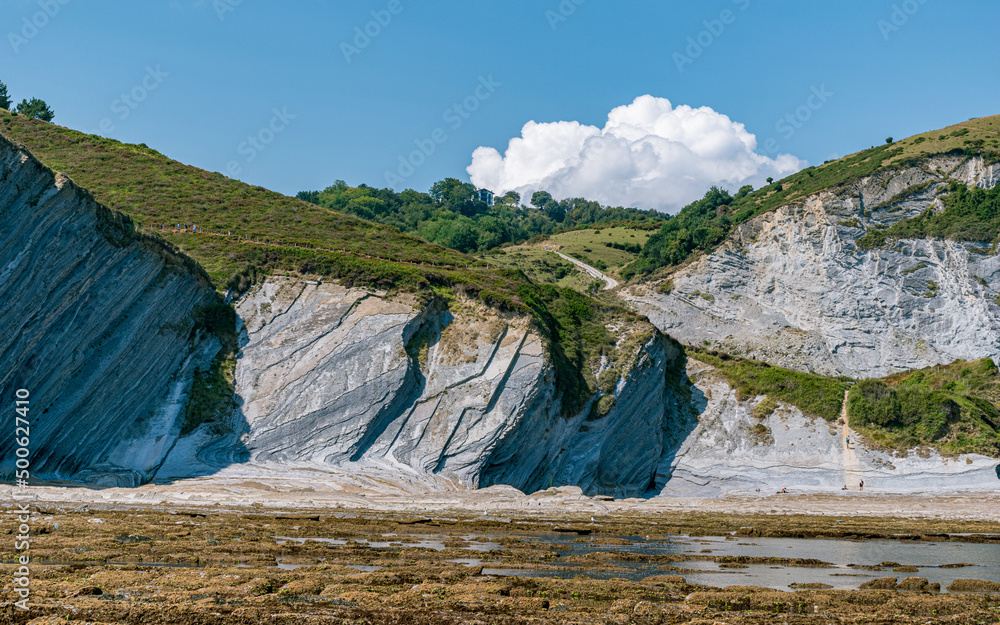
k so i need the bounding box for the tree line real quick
[297,178,664,254]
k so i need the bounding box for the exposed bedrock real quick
[0,136,222,487]
[660,359,998,497]
[626,155,1000,378]
[159,277,693,497]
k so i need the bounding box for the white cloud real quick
[467,95,806,213]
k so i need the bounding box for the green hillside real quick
[297,179,664,255]
[480,223,656,292]
[848,359,1000,457]
[688,347,851,422]
[0,114,651,416]
[628,115,1000,279]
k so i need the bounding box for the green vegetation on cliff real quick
[857,180,1000,250]
[628,115,1000,278]
[0,116,659,416]
[688,348,851,421]
[848,358,1000,457]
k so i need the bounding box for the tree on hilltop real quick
[531,190,553,209]
[0,81,10,111]
[16,98,54,122]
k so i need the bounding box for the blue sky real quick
[2,0,998,210]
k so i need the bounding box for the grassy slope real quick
[482,224,655,291]
[733,115,1000,229]
[691,346,1000,457]
[848,359,1000,457]
[479,248,603,294]
[630,115,1000,279]
[688,347,851,422]
[0,115,650,417]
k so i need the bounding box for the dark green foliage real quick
[531,191,553,208]
[512,283,643,416]
[629,143,912,277]
[192,299,238,351]
[298,180,664,255]
[0,81,10,111]
[15,97,53,121]
[605,241,643,254]
[863,181,1000,247]
[848,359,1000,457]
[626,187,734,276]
[182,354,237,436]
[689,347,850,421]
[597,368,621,394]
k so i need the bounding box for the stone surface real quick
[626,155,1000,378]
[160,277,692,498]
[658,359,998,497]
[0,135,220,486]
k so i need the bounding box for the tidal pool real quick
[483,534,1000,592]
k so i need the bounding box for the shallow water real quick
[486,534,1000,592]
[271,531,1000,591]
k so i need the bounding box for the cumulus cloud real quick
[467,95,806,213]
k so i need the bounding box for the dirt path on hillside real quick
[841,390,864,490]
[553,251,620,290]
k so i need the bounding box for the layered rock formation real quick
[0,136,221,486]
[160,278,692,498]
[627,155,1000,378]
[0,135,692,495]
[661,359,996,497]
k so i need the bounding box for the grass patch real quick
[182,354,237,436]
[688,347,850,421]
[847,358,1000,457]
[0,116,655,417]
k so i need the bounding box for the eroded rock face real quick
[660,360,997,497]
[165,277,691,497]
[0,137,220,486]
[627,156,1000,378]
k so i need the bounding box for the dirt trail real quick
[841,389,864,489]
[553,251,620,290]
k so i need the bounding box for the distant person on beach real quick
[859,480,864,491]
[842,485,848,490]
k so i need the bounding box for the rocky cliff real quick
[0,136,221,487]
[627,155,1000,378]
[661,359,997,496]
[0,134,694,496]
[159,277,692,498]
